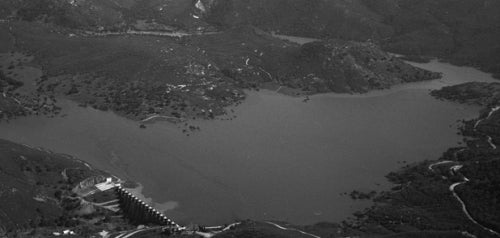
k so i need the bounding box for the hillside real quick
[201,0,500,78]
[0,20,437,122]
[2,0,499,78]
[1,1,500,237]
[0,0,202,31]
[431,82,500,105]
[430,83,500,235]
[0,138,481,238]
[0,139,137,236]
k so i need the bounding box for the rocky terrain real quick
[1,1,500,237]
[329,83,500,238]
[0,17,437,122]
[433,83,500,234]
[0,138,483,238]
[3,0,500,81]
[432,82,500,106]
[3,84,500,237]
[214,84,500,237]
[216,83,500,238]
[201,0,500,78]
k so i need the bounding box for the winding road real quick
[82,29,220,38]
[429,106,500,236]
[428,160,454,172]
[265,221,321,238]
[56,26,500,237]
[141,114,184,122]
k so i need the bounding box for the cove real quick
[0,60,495,225]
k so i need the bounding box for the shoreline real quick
[141,114,185,123]
[3,34,500,235]
[427,105,500,236]
[119,183,180,215]
[310,59,498,100]
[0,59,488,226]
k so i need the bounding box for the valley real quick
[0,1,500,237]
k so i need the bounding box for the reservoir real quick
[0,61,495,225]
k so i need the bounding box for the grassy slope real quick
[0,139,95,231]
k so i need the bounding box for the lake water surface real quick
[0,61,496,226]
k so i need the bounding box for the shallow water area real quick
[0,60,495,226]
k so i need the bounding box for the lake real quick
[0,60,496,226]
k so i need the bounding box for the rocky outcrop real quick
[287,40,440,93]
[431,82,500,136]
[1,22,438,122]
[0,69,27,120]
[431,82,500,106]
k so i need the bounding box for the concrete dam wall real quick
[116,186,181,230]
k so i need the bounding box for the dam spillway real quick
[116,186,182,231]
